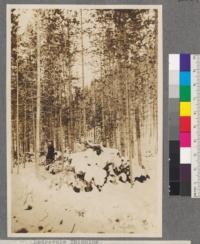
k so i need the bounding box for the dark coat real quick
[46,145,55,160]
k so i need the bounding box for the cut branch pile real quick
[45,145,150,193]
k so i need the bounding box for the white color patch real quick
[180,147,191,164]
[169,54,180,71]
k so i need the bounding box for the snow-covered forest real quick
[9,6,161,236]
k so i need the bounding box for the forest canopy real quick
[11,8,158,170]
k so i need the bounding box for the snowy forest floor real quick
[11,149,160,235]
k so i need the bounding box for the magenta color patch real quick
[180,132,191,147]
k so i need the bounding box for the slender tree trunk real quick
[59,107,64,167]
[130,71,135,160]
[93,82,96,143]
[125,68,130,158]
[99,48,105,145]
[31,90,35,154]
[24,102,27,153]
[66,21,73,151]
[59,58,65,169]
[80,9,86,137]
[127,72,134,185]
[68,81,72,150]
[23,99,27,168]
[135,106,143,168]
[16,37,19,173]
[35,15,41,165]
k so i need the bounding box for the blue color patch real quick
[180,54,190,71]
[180,72,191,86]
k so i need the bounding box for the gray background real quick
[0,0,200,243]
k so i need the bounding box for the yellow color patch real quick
[180,102,191,116]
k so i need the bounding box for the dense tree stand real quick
[10,7,160,235]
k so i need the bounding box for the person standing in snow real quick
[46,140,55,165]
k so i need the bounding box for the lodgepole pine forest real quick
[11,8,158,177]
[10,7,161,235]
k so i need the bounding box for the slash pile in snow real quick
[44,143,150,193]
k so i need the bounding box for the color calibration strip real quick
[179,54,191,196]
[169,54,200,197]
[169,54,180,195]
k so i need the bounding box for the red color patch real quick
[180,116,191,132]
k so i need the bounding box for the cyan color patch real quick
[180,72,191,86]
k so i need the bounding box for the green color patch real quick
[180,86,191,101]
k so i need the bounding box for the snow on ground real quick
[11,148,160,235]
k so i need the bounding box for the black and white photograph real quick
[7,4,162,237]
